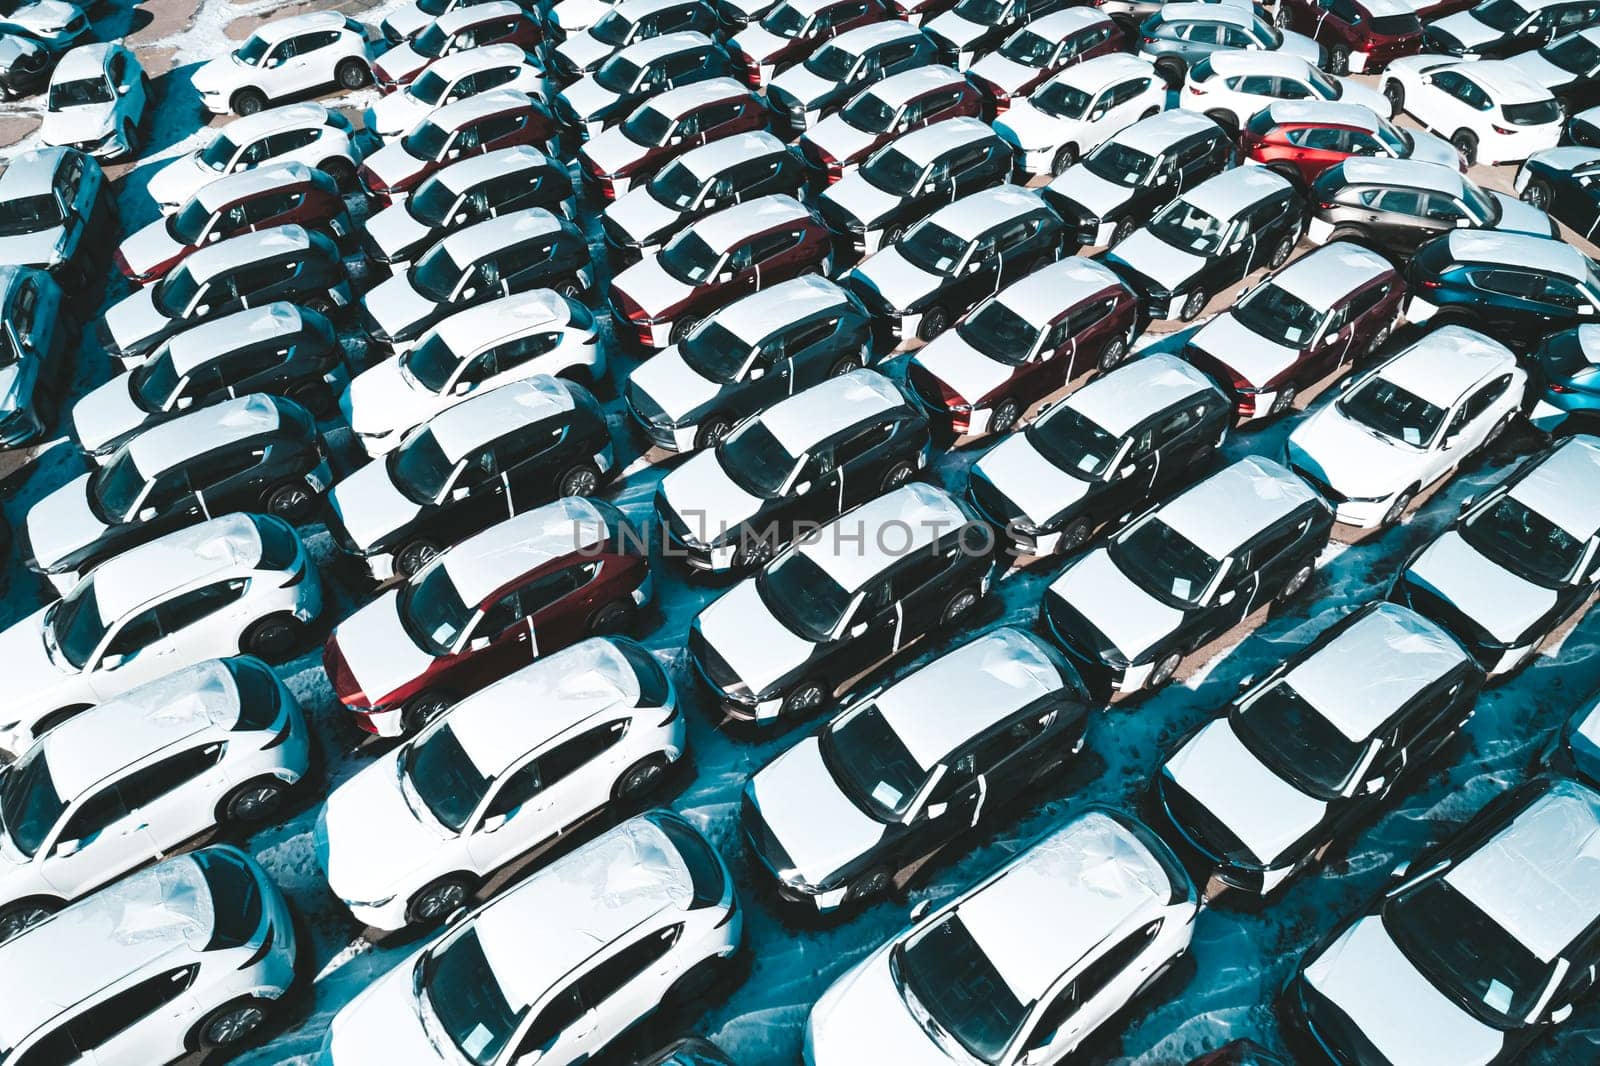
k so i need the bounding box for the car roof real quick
[51,42,114,82]
[436,143,551,192]
[1157,2,1252,24]
[610,0,694,18]
[1062,353,1219,438]
[996,257,1125,327]
[195,160,316,210]
[221,101,335,141]
[1361,0,1415,15]
[250,9,350,40]
[862,65,966,108]
[1506,433,1600,541]
[126,393,290,474]
[1444,778,1600,963]
[1182,164,1291,220]
[1111,109,1219,155]
[471,816,696,1012]
[1205,50,1311,77]
[1026,8,1114,36]
[688,193,810,249]
[1444,229,1590,279]
[88,513,268,620]
[758,369,905,452]
[1158,456,1318,558]
[1337,156,1463,195]
[0,146,70,200]
[1282,603,1469,742]
[1055,52,1154,91]
[929,185,1044,242]
[1267,243,1392,310]
[785,0,849,14]
[883,115,994,166]
[1265,99,1384,132]
[952,811,1174,1004]
[427,88,537,131]
[438,496,616,605]
[438,0,525,31]
[1460,59,1553,103]
[642,76,749,115]
[438,206,567,259]
[800,482,969,591]
[164,302,311,376]
[613,29,713,62]
[681,129,787,180]
[437,638,647,777]
[711,273,852,344]
[179,223,314,280]
[425,375,577,460]
[829,18,923,51]
[431,289,572,355]
[1372,323,1516,409]
[875,627,1065,769]
[426,42,533,80]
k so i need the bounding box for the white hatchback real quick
[1382,56,1563,166]
[993,53,1165,178]
[192,10,380,117]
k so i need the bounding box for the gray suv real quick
[1137,3,1322,86]
[0,146,111,293]
[0,266,76,448]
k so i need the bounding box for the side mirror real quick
[1361,775,1387,796]
[850,621,868,637]
[460,286,477,301]
[793,480,812,495]
[55,838,84,857]
[745,362,765,382]
[454,212,468,224]
[1117,463,1136,479]
[452,486,472,501]
[117,82,130,95]
[1236,673,1255,692]
[925,802,949,819]
[909,899,932,922]
[717,270,734,283]
[965,259,981,273]
[1217,589,1236,606]
[194,304,210,317]
[447,148,462,160]
[452,379,473,395]
[480,812,507,832]
[1458,495,1475,516]
[1550,1004,1575,1024]
[669,134,683,145]
[206,229,222,242]
[469,635,491,651]
[99,653,125,671]
[1388,859,1411,882]
[138,506,158,522]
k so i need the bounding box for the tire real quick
[1278,562,1313,604]
[264,480,313,520]
[221,776,289,824]
[1451,130,1477,167]
[1269,381,1298,416]
[1110,217,1136,246]
[1051,144,1078,177]
[734,536,775,570]
[1098,334,1129,372]
[939,586,980,628]
[0,899,59,943]
[848,866,893,904]
[612,755,670,802]
[1368,321,1393,355]
[396,538,439,577]
[336,58,371,89]
[1383,80,1404,115]
[319,157,356,190]
[1147,651,1181,691]
[556,277,584,299]
[1329,225,1368,246]
[1380,487,1415,530]
[195,997,272,1051]
[406,875,473,926]
[231,88,267,116]
[1156,57,1186,89]
[1057,515,1094,554]
[558,461,601,497]
[1327,45,1350,75]
[881,459,916,491]
[670,315,702,345]
[1268,234,1294,269]
[695,415,734,450]
[588,599,635,635]
[1521,178,1553,210]
[828,353,863,377]
[989,396,1022,436]
[782,678,830,718]
[918,304,951,341]
[402,690,455,734]
[1179,288,1208,322]
[241,614,301,660]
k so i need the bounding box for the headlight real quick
[1009,516,1041,535]
[342,893,396,909]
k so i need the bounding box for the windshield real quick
[1032,80,1091,119]
[1460,180,1497,222]
[649,159,705,209]
[1503,98,1562,126]
[0,746,64,858]
[718,418,801,496]
[400,563,474,655]
[1474,0,1529,31]
[1110,518,1221,608]
[49,77,111,109]
[591,8,634,44]
[199,135,240,172]
[409,176,458,226]
[1549,31,1600,74]
[420,0,450,14]
[1385,877,1553,1030]
[596,54,642,92]
[861,146,924,194]
[808,42,856,79]
[169,196,214,244]
[1149,200,1228,256]
[92,449,148,521]
[1230,683,1369,802]
[622,104,673,145]
[422,931,525,1066]
[841,91,897,133]
[957,298,1040,364]
[1233,283,1323,347]
[410,244,464,301]
[1338,376,1446,448]
[955,0,1007,18]
[1027,406,1121,480]
[680,319,753,383]
[52,580,107,671]
[660,230,724,284]
[390,427,459,503]
[413,22,450,57]
[154,265,201,317]
[763,1,810,35]
[999,28,1054,64]
[409,69,450,106]
[402,332,463,393]
[900,220,970,276]
[404,723,491,831]
[403,120,451,161]
[896,917,1026,1064]
[0,192,62,236]
[131,352,182,411]
[1083,141,1154,185]
[236,33,270,64]
[821,704,927,821]
[757,550,852,642]
[1459,493,1586,587]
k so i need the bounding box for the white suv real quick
[192,11,380,117]
[0,657,311,940]
[364,42,544,141]
[1381,56,1563,165]
[994,53,1165,177]
[39,43,147,161]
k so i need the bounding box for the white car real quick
[993,53,1165,177]
[342,289,601,455]
[363,42,543,141]
[145,103,360,213]
[317,812,742,1066]
[0,657,311,940]
[547,0,621,35]
[192,11,380,117]
[1381,56,1564,166]
[382,0,506,43]
[317,636,684,929]
[0,846,298,1063]
[0,0,89,50]
[39,43,147,161]
[1287,325,1526,529]
[0,513,323,753]
[804,808,1198,1065]
[1181,50,1392,131]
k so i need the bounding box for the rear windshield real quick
[654,816,725,907]
[198,849,262,950]
[1502,98,1561,126]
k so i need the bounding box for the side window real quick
[515,987,584,1058]
[780,316,838,356]
[485,758,542,818]
[751,227,802,261]
[158,578,249,633]
[538,719,630,788]
[1064,296,1114,336]
[69,967,199,1052]
[1542,277,1589,308]
[56,786,130,849]
[699,100,744,129]
[577,927,682,1007]
[265,127,320,157]
[519,561,594,616]
[244,190,303,223]
[1430,70,1464,95]
[1181,23,1222,44]
[186,445,263,488]
[473,587,525,640]
[1347,280,1391,318]
[1461,373,1513,423]
[1374,188,1422,215]
[1157,405,1197,441]
[221,344,289,382]
[14,1026,81,1066]
[890,545,958,599]
[477,112,526,142]
[1472,268,1538,299]
[1419,193,1465,221]
[486,331,562,373]
[134,468,188,513]
[1072,921,1162,1004]
[116,744,226,812]
[833,421,893,464]
[1242,515,1312,571]
[102,606,164,660]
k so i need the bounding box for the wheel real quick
[989,396,1022,436]
[828,353,863,377]
[1380,487,1415,529]
[782,678,830,718]
[734,536,775,570]
[0,900,58,943]
[264,480,313,520]
[1274,3,1293,27]
[556,277,584,299]
[1156,57,1186,89]
[231,87,267,116]
[221,777,288,824]
[939,586,980,628]
[848,867,892,904]
[881,459,916,492]
[670,315,702,345]
[1057,515,1093,554]
[336,58,371,89]
[396,538,439,577]
[406,875,472,926]
[1146,651,1181,691]
[1098,334,1129,372]
[1451,130,1477,167]
[1482,413,1513,449]
[1179,288,1208,322]
[319,157,356,190]
[402,691,455,734]
[588,599,635,635]
[918,304,950,341]
[558,462,601,497]
[1110,217,1136,246]
[1268,234,1294,269]
[1327,45,1350,75]
[1382,80,1404,115]
[195,997,272,1051]
[241,614,301,660]
[695,415,734,450]
[1269,381,1298,416]
[1368,321,1392,354]
[1051,144,1078,177]
[613,755,670,801]
[1521,179,1553,210]
[1278,562,1313,603]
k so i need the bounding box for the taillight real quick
[1421,278,1442,289]
[740,52,761,87]
[1318,200,1337,210]
[1492,124,1515,135]
[1142,34,1157,42]
[1550,382,1576,394]
[1187,83,1205,94]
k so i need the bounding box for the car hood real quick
[118,216,187,280]
[612,255,696,318]
[821,173,901,229]
[1405,128,1465,169]
[366,91,430,140]
[327,460,425,552]
[806,114,880,165]
[1163,717,1328,866]
[851,247,941,313]
[806,947,949,1066]
[772,64,833,110]
[606,185,682,244]
[101,285,173,357]
[26,473,111,573]
[1403,530,1558,645]
[1429,10,1499,50]
[972,434,1093,528]
[1108,229,1204,292]
[971,52,1039,95]
[377,41,429,84]
[628,344,724,423]
[1191,314,1303,389]
[382,0,427,38]
[0,228,63,271]
[1488,191,1553,236]
[71,374,149,455]
[0,606,74,718]
[330,590,439,706]
[364,201,435,261]
[911,331,1015,406]
[1048,165,1135,221]
[362,141,426,191]
[994,99,1068,151]
[321,751,445,905]
[928,11,988,49]
[322,944,447,1066]
[1303,917,1505,1066]
[40,105,112,147]
[561,74,623,122]
[146,152,214,210]
[364,273,441,339]
[660,450,768,539]
[190,56,238,94]
[344,358,439,440]
[1286,406,1427,500]
[1047,548,1184,661]
[750,736,887,885]
[734,24,789,64]
[558,30,614,73]
[696,578,818,695]
[581,123,645,176]
[9,0,79,32]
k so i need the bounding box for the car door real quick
[785,314,843,387]
[111,743,230,856]
[891,543,961,642]
[186,443,270,518]
[784,444,843,524]
[1241,513,1314,612]
[523,559,600,653]
[498,418,569,509]
[574,927,685,1052]
[64,964,201,1066]
[37,783,146,898]
[832,419,896,505]
[290,31,342,95]
[1026,921,1164,1058]
[437,438,510,538]
[832,576,899,677]
[1437,372,1514,474]
[1302,299,1348,381]
[456,583,538,683]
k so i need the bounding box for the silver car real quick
[1138,2,1322,87]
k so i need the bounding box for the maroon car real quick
[610,192,834,348]
[799,65,984,181]
[357,89,556,207]
[576,77,768,200]
[371,2,542,90]
[115,161,350,285]
[967,8,1124,114]
[1274,0,1423,73]
[887,0,959,25]
[730,0,889,88]
[324,497,651,737]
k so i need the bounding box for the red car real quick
[1240,100,1464,185]
[577,77,768,200]
[730,0,889,88]
[967,8,1124,114]
[357,89,556,207]
[371,2,542,90]
[1274,0,1422,73]
[907,256,1140,438]
[115,161,350,285]
[799,65,984,181]
[324,497,650,737]
[610,192,834,347]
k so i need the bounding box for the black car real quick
[1042,456,1334,700]
[634,1039,740,1066]
[1045,110,1237,250]
[847,184,1067,346]
[1426,0,1600,58]
[602,129,810,263]
[1505,28,1600,113]
[741,626,1091,911]
[0,34,48,100]
[325,375,615,581]
[71,302,341,460]
[656,369,930,571]
[818,116,1013,262]
[689,482,998,724]
[21,394,328,588]
[553,32,738,139]
[1517,145,1600,242]
[361,145,575,270]
[765,21,942,138]
[1405,229,1600,350]
[1103,166,1306,323]
[1154,601,1484,902]
[628,274,875,451]
[967,353,1230,557]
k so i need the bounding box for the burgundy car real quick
[1274,0,1423,73]
[887,0,959,26]
[1240,100,1463,186]
[576,77,768,199]
[357,89,557,207]
[610,192,834,348]
[371,2,542,90]
[730,0,889,88]
[907,256,1140,438]
[799,65,984,181]
[968,8,1124,114]
[115,161,350,285]
[324,497,651,737]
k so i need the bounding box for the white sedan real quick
[994,53,1165,177]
